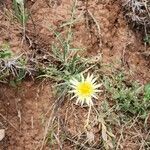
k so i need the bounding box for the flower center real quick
[77,82,94,97]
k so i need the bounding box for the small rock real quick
[0,129,5,141]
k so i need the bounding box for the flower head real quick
[69,74,102,106]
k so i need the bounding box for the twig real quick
[0,113,21,134]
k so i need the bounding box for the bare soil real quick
[0,0,150,150]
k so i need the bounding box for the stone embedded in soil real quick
[0,129,5,141]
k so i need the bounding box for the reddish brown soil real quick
[0,0,149,150]
[0,82,53,150]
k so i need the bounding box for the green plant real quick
[38,0,88,98]
[0,44,29,84]
[47,128,57,147]
[144,35,150,45]
[13,0,28,25]
[38,32,87,96]
[13,0,29,42]
[144,83,150,101]
[103,72,150,119]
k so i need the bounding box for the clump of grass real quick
[13,0,29,43]
[122,0,150,38]
[0,44,30,84]
[103,72,150,119]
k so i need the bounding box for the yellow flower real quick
[69,74,102,106]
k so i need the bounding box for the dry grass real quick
[122,0,150,38]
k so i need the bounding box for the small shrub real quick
[0,44,29,84]
[103,72,150,118]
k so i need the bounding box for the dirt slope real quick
[0,0,149,149]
